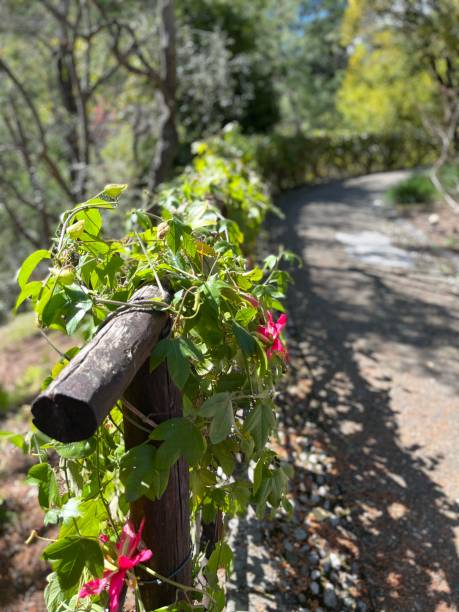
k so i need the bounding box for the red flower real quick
[257,311,288,359]
[79,519,152,612]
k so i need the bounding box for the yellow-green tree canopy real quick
[337,29,435,133]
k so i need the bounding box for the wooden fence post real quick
[30,284,192,608]
[123,359,191,609]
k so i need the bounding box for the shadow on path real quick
[274,177,459,611]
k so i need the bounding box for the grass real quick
[0,311,37,352]
[0,311,43,413]
[386,174,437,207]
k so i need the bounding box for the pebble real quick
[310,581,320,595]
[357,602,367,612]
[323,585,337,609]
[294,527,308,541]
[308,551,320,565]
[284,541,294,553]
[310,569,321,580]
[343,596,355,609]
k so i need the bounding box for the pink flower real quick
[257,311,288,359]
[79,518,152,612]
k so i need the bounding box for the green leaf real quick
[54,439,96,459]
[232,321,256,355]
[17,249,49,289]
[235,305,258,326]
[120,444,157,502]
[253,458,264,495]
[212,441,235,476]
[44,573,65,612]
[167,339,190,389]
[41,291,68,327]
[204,279,227,309]
[205,542,233,586]
[15,280,42,311]
[0,430,26,451]
[150,418,206,467]
[43,536,103,592]
[200,392,234,444]
[244,402,276,450]
[65,301,92,335]
[166,218,189,254]
[75,208,103,236]
[59,499,106,539]
[150,338,170,372]
[26,463,59,509]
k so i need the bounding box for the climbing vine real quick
[9,127,294,611]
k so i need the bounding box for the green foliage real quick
[10,137,292,610]
[255,131,436,191]
[438,160,459,197]
[386,174,437,207]
[42,537,104,594]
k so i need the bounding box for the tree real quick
[341,0,459,153]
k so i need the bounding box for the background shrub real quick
[386,174,437,206]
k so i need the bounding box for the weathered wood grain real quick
[31,285,169,442]
[124,360,192,608]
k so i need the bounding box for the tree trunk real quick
[148,0,178,201]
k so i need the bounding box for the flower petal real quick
[108,570,126,612]
[79,574,110,598]
[120,551,153,571]
[128,517,146,557]
[274,314,287,335]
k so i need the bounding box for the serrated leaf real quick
[44,573,65,612]
[120,444,157,502]
[59,499,106,539]
[43,537,103,592]
[200,393,233,444]
[244,402,276,450]
[150,418,206,467]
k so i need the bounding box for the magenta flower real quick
[257,311,288,359]
[79,518,152,612]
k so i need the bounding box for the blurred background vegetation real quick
[0,0,458,322]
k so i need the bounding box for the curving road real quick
[274,172,459,611]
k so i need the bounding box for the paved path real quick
[274,172,459,611]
